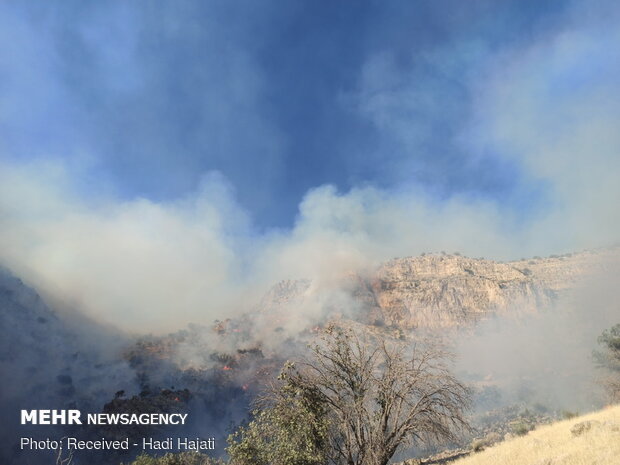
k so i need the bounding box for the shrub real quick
[124,452,224,465]
[511,422,532,436]
[561,410,579,420]
[471,432,501,452]
[532,403,548,414]
[593,323,620,401]
[471,439,486,452]
[227,377,330,465]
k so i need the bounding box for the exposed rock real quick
[256,248,620,330]
[371,254,546,328]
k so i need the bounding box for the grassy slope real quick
[452,405,620,465]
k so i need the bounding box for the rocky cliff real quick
[257,247,620,330]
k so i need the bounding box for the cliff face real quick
[258,248,620,330]
[371,254,550,328]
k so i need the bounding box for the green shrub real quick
[123,451,225,465]
[511,422,532,436]
[561,410,579,420]
[594,323,620,401]
[227,383,330,465]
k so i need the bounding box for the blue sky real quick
[1,0,574,227]
[1,0,619,329]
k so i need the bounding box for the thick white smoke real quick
[0,0,619,332]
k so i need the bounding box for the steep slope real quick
[257,248,620,330]
[0,268,136,464]
[371,249,619,328]
[0,268,136,409]
[0,267,74,408]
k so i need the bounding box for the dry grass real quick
[453,404,620,465]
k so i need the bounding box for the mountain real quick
[1,247,618,464]
[0,268,136,464]
[256,247,620,330]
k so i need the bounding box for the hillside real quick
[0,268,138,465]
[1,248,618,464]
[257,247,620,330]
[449,404,620,465]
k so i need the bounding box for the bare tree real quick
[229,325,470,465]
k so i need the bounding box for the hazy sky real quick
[1,0,580,226]
[1,0,619,329]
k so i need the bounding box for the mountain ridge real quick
[256,247,620,330]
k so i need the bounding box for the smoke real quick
[0,0,619,334]
[0,162,255,331]
[0,161,530,332]
[464,0,620,252]
[2,3,620,464]
[456,264,620,411]
[0,163,617,334]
